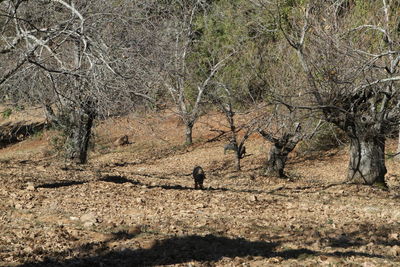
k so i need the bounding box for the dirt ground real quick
[0,110,399,266]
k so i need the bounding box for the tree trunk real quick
[395,128,400,161]
[43,104,56,125]
[66,107,96,164]
[259,129,302,178]
[234,152,241,171]
[185,123,193,145]
[347,136,387,185]
[264,144,287,178]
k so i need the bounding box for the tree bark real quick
[66,106,96,164]
[395,128,400,161]
[264,144,288,178]
[185,122,193,145]
[347,135,387,185]
[234,151,241,171]
[259,129,301,178]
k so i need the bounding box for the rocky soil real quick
[0,111,399,266]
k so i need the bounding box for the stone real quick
[389,233,399,240]
[127,225,142,235]
[389,245,400,256]
[83,221,95,228]
[80,212,97,226]
[26,182,35,191]
[249,195,258,202]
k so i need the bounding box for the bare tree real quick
[159,0,229,145]
[273,0,400,185]
[257,105,321,178]
[0,0,156,163]
[208,83,261,171]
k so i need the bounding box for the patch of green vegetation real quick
[0,158,11,164]
[31,129,44,139]
[14,105,24,111]
[373,181,388,190]
[1,108,12,119]
[297,252,314,260]
[96,144,111,154]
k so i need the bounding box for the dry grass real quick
[0,110,399,266]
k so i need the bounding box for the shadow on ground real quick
[36,181,86,189]
[19,232,389,267]
[20,234,278,266]
[100,174,289,195]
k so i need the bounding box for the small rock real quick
[70,216,79,221]
[389,233,399,240]
[26,183,35,191]
[119,247,128,253]
[319,255,328,261]
[14,203,22,209]
[249,195,258,202]
[127,225,142,235]
[136,198,144,204]
[140,239,157,249]
[389,245,400,256]
[23,246,34,254]
[80,212,97,225]
[83,221,95,228]
[105,221,117,228]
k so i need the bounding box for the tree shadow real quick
[19,233,390,267]
[142,182,289,196]
[34,173,283,195]
[98,173,263,193]
[20,234,279,266]
[326,236,365,248]
[325,223,400,248]
[36,181,86,189]
[99,175,141,185]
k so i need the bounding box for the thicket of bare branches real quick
[272,0,400,185]
[0,0,161,163]
[1,0,399,187]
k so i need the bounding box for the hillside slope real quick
[0,110,399,266]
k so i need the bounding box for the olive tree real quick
[273,0,400,185]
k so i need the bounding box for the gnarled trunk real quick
[259,128,302,178]
[347,136,386,185]
[66,106,96,164]
[264,144,287,177]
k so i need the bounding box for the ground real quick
[0,109,399,266]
